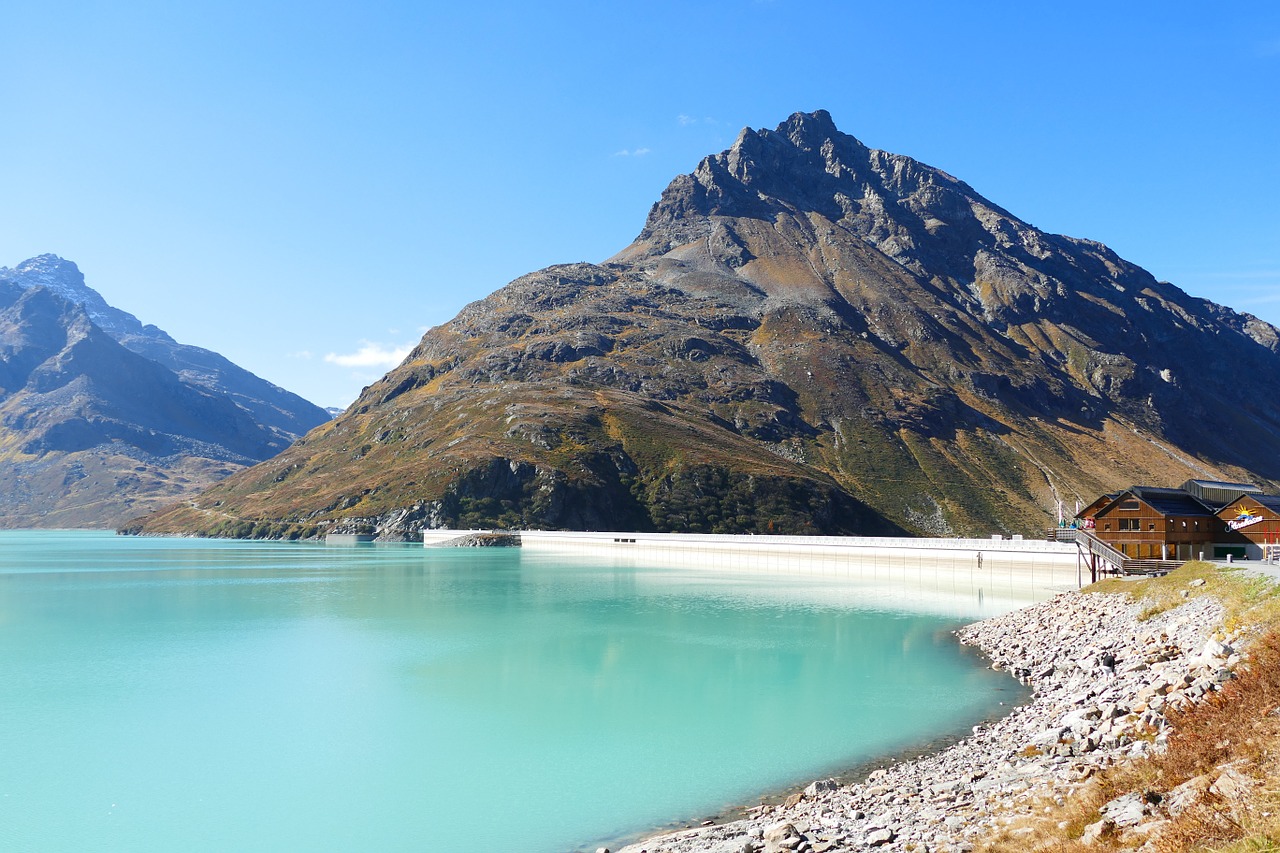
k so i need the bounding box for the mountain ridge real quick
[0,254,331,439]
[127,111,1280,540]
[0,259,331,528]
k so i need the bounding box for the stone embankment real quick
[614,586,1242,853]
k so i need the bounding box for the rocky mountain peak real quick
[781,108,839,140]
[620,112,1166,327]
[0,253,151,339]
[623,111,993,269]
[744,109,871,178]
[2,253,330,440]
[7,253,83,284]
[3,255,92,309]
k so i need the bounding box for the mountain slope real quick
[129,111,1280,539]
[0,260,329,528]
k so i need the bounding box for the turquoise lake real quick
[0,531,1029,852]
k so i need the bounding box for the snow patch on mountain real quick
[0,253,165,340]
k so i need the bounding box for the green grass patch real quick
[1086,561,1280,631]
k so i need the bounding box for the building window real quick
[1182,520,1187,528]
[1149,523,1156,531]
[1104,523,1111,531]
[1120,500,1140,511]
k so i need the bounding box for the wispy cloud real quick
[677,114,718,126]
[324,341,413,369]
[1241,288,1280,306]
[612,147,651,157]
[1177,269,1280,284]
[1216,270,1280,281]
[1173,269,1280,321]
[288,350,313,360]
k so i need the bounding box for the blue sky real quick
[2,1,1277,409]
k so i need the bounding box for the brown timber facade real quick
[1090,487,1216,561]
[1216,495,1280,560]
[1078,480,1280,563]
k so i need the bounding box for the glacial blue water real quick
[0,531,1027,852]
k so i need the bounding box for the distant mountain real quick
[129,111,1280,540]
[0,255,330,438]
[0,257,330,527]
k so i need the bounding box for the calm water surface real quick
[0,531,1027,852]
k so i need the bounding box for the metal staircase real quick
[1047,528,1181,578]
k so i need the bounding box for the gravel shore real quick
[612,587,1238,853]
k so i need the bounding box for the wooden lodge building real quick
[1078,479,1280,562]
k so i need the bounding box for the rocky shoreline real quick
[612,585,1241,853]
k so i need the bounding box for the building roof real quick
[1249,494,1280,514]
[1076,493,1118,517]
[1083,483,1272,519]
[1125,486,1217,517]
[1182,479,1264,509]
[1183,479,1263,492]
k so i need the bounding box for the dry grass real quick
[1151,798,1246,853]
[978,563,1280,853]
[1157,630,1280,777]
